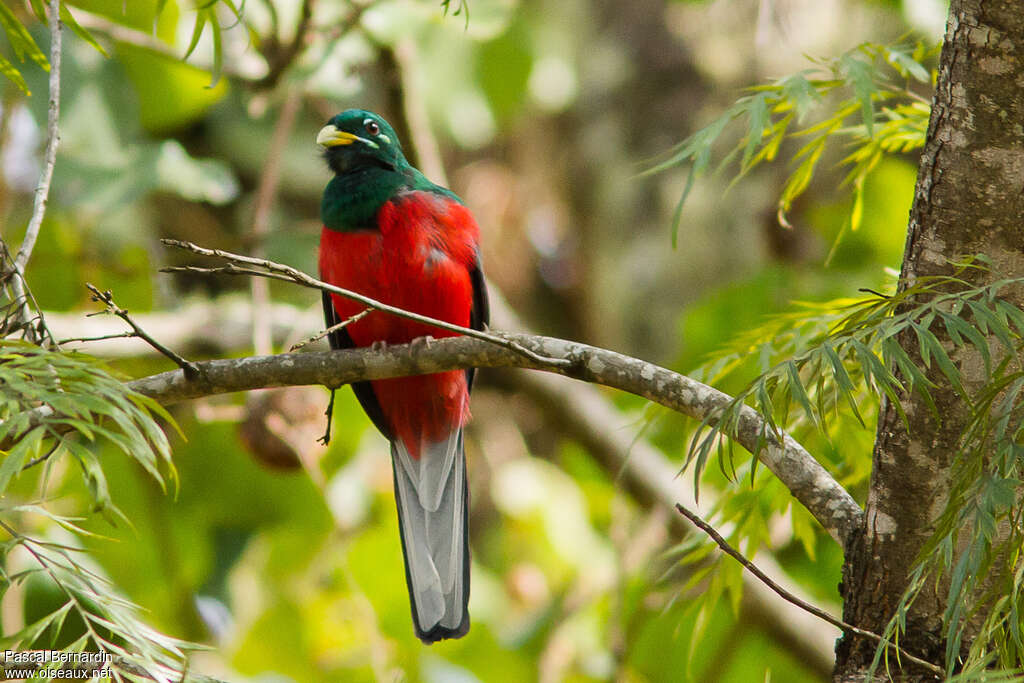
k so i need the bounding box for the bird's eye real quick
[364,120,381,136]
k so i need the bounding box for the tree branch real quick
[40,295,841,668]
[111,331,862,544]
[84,283,197,376]
[10,0,61,332]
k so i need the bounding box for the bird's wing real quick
[466,250,489,391]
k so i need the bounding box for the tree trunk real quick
[834,1,1024,680]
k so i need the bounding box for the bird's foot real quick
[371,340,389,352]
[410,335,436,350]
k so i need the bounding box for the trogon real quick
[316,109,488,643]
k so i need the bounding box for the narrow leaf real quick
[59,4,109,57]
[0,53,30,94]
[784,361,817,428]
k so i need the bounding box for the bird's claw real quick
[371,340,389,352]
[410,335,436,350]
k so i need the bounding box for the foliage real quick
[0,339,205,678]
[3,0,1002,680]
[648,40,937,249]
[0,514,201,682]
[679,258,1024,678]
[0,342,177,510]
[177,0,244,87]
[0,1,247,93]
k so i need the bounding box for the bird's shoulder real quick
[397,167,465,206]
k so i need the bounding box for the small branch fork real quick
[160,238,570,368]
[1,240,57,345]
[84,283,197,377]
[674,504,944,679]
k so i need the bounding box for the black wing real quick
[467,252,490,391]
[322,291,392,439]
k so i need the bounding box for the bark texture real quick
[835,1,1024,680]
[59,330,859,544]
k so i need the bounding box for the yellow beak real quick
[316,125,360,148]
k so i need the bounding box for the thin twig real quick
[290,307,371,351]
[319,388,336,445]
[58,331,138,345]
[673,503,944,679]
[10,0,62,332]
[84,283,197,376]
[159,239,572,368]
[1,239,57,345]
[20,440,61,472]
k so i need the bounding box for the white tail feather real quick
[392,431,468,639]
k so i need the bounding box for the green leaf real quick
[942,312,991,375]
[64,439,112,511]
[778,71,821,122]
[207,8,223,88]
[987,476,1020,510]
[0,1,48,69]
[0,426,46,494]
[994,299,1024,337]
[885,46,931,83]
[823,342,865,426]
[967,300,1016,354]
[183,8,208,59]
[916,326,966,398]
[154,0,170,28]
[778,128,832,213]
[59,4,109,57]
[27,0,46,22]
[849,178,866,232]
[839,53,877,136]
[0,600,74,649]
[784,360,817,428]
[742,94,769,167]
[0,53,30,94]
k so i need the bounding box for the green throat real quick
[321,164,462,232]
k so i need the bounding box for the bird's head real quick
[317,109,407,176]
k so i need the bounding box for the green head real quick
[317,109,457,231]
[317,109,409,176]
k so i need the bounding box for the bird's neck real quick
[322,163,464,232]
[321,165,411,232]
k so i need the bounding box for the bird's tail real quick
[390,429,470,643]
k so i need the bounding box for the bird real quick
[316,109,488,643]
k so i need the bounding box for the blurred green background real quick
[2,0,945,680]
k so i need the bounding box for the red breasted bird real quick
[317,109,488,643]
